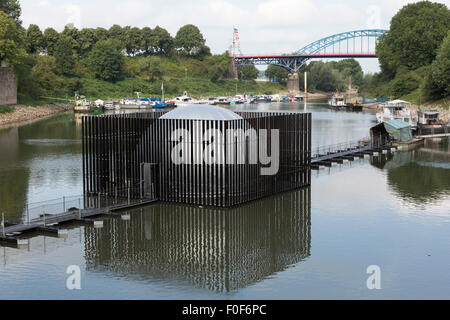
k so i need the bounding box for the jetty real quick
[311,139,399,169]
[1,187,158,246]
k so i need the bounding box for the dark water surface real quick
[0,102,449,299]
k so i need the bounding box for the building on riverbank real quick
[82,105,311,207]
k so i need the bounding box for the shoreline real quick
[0,104,74,129]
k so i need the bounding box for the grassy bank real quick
[27,76,284,101]
[399,89,450,110]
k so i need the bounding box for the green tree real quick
[0,0,21,25]
[32,55,60,96]
[15,54,40,99]
[174,24,208,57]
[54,36,75,75]
[43,27,59,55]
[307,61,345,92]
[94,27,108,42]
[78,28,98,57]
[109,24,125,42]
[237,63,259,80]
[422,31,450,99]
[87,40,124,81]
[376,1,450,79]
[26,24,45,54]
[124,27,143,56]
[208,65,222,83]
[0,11,26,66]
[330,59,363,86]
[150,26,174,55]
[265,65,288,83]
[391,67,421,98]
[61,24,80,56]
[138,56,163,81]
[141,27,153,54]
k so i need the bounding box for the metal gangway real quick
[1,185,158,246]
[311,136,396,167]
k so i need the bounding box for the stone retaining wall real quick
[0,67,17,105]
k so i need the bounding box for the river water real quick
[0,101,449,299]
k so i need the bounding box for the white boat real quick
[119,98,141,109]
[94,99,104,107]
[328,93,347,107]
[174,96,196,105]
[376,100,417,127]
[195,98,211,104]
[213,97,231,105]
[104,101,115,110]
[234,94,248,104]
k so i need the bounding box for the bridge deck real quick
[236,53,377,59]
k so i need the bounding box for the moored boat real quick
[376,100,417,127]
[328,93,347,109]
[416,110,449,135]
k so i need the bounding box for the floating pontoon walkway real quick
[1,198,158,246]
[311,142,399,169]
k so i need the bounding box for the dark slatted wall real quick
[82,111,311,207]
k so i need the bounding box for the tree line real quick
[24,23,211,59]
[264,58,364,92]
[363,1,449,101]
[1,0,265,100]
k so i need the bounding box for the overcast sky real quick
[20,0,450,73]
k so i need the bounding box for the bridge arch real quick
[234,29,388,73]
[296,29,388,55]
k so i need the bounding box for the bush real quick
[87,40,124,81]
[390,68,421,98]
[0,105,16,114]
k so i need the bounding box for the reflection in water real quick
[371,138,450,205]
[0,127,30,221]
[0,114,82,221]
[84,188,311,292]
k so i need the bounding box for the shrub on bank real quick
[0,105,16,114]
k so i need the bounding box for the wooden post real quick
[2,212,5,238]
[304,72,308,111]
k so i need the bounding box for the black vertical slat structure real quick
[82,109,311,207]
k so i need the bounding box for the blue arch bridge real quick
[234,29,388,73]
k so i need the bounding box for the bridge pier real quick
[287,73,300,93]
[228,58,238,80]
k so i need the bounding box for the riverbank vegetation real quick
[360,1,450,108]
[0,105,16,114]
[1,0,280,102]
[265,58,364,93]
